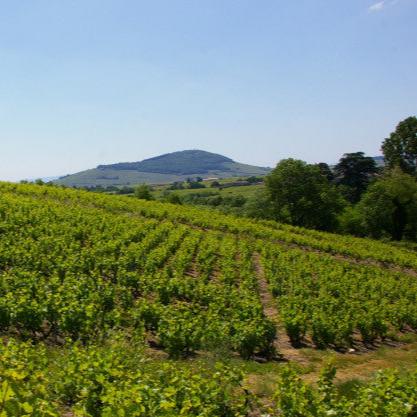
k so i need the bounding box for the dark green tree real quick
[315,163,334,182]
[354,169,417,240]
[265,159,345,231]
[246,176,262,184]
[334,152,378,203]
[382,116,417,175]
[187,181,206,189]
[168,181,185,190]
[134,184,153,200]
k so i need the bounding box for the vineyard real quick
[1,182,417,416]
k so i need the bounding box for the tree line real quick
[44,116,416,242]
[261,116,417,241]
[130,115,417,242]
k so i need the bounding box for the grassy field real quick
[152,181,265,199]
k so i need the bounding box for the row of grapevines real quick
[260,242,417,348]
[0,188,274,358]
[0,193,186,340]
[273,363,417,417]
[2,336,416,416]
[0,336,249,416]
[2,184,416,355]
[3,181,417,269]
[136,233,275,358]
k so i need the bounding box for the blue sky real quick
[1,0,416,181]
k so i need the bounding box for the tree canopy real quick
[382,116,417,175]
[315,163,334,182]
[352,169,417,241]
[134,184,153,200]
[265,159,345,231]
[334,152,378,203]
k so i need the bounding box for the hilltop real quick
[55,149,271,187]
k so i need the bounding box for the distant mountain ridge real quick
[55,150,271,187]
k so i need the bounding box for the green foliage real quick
[181,192,247,209]
[242,190,275,219]
[337,205,366,237]
[0,182,417,414]
[0,184,275,358]
[158,304,205,358]
[0,340,59,416]
[261,245,417,348]
[164,193,182,204]
[116,186,135,194]
[245,176,263,184]
[382,116,417,175]
[334,152,379,203]
[168,181,185,190]
[315,162,335,182]
[265,159,346,230]
[0,337,249,417]
[186,181,206,189]
[134,184,154,200]
[273,363,341,416]
[352,169,417,240]
[274,364,417,417]
[3,333,417,416]
[3,181,417,266]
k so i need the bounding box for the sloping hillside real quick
[1,182,417,415]
[55,149,271,187]
[98,149,233,173]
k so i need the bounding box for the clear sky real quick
[1,0,416,181]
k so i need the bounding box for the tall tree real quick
[355,169,417,241]
[315,162,334,182]
[382,116,417,175]
[265,159,345,231]
[334,152,378,203]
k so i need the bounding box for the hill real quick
[54,149,271,187]
[1,182,417,414]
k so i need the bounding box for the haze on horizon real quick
[1,1,416,181]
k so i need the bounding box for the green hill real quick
[1,182,417,415]
[55,149,271,187]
